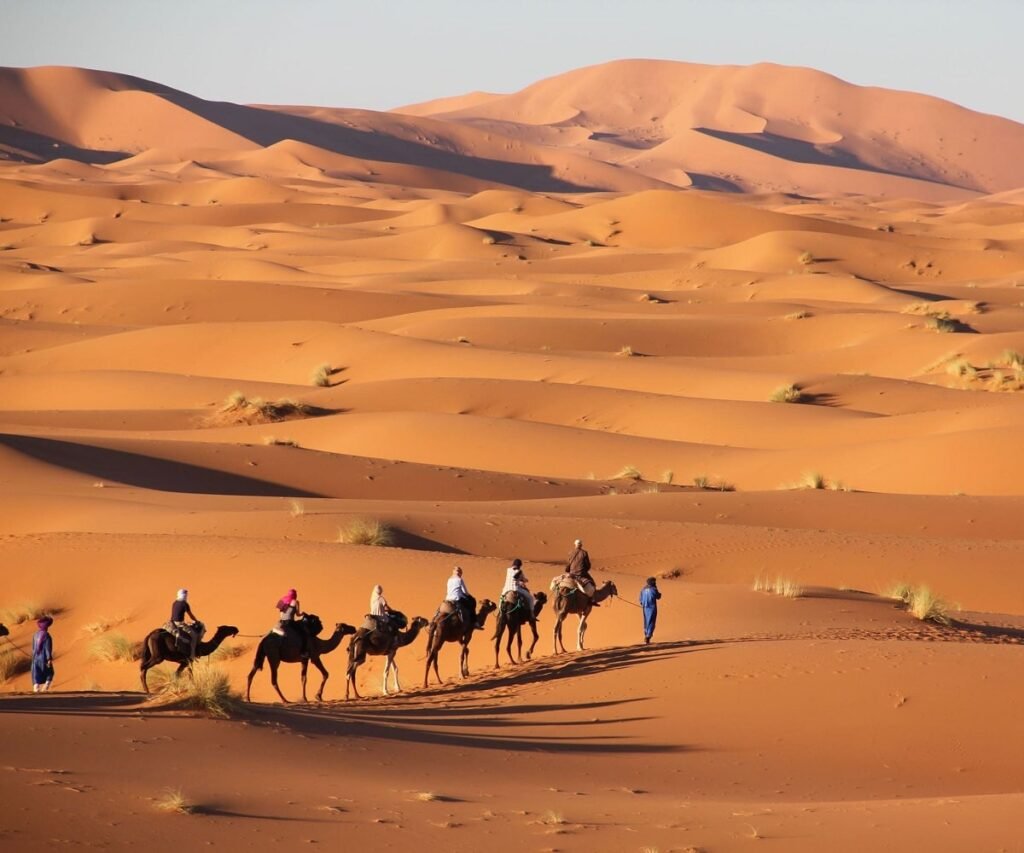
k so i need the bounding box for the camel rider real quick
[369,584,391,631]
[501,558,535,615]
[567,538,599,606]
[168,588,203,659]
[445,566,475,629]
[274,589,309,658]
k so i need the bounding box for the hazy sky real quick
[4,0,1022,122]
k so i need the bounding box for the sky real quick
[3,0,1023,122]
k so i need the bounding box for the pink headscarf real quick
[277,589,298,610]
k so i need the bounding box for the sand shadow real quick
[0,434,324,498]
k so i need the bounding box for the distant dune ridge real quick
[3,59,1024,198]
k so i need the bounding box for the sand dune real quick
[3,60,1024,852]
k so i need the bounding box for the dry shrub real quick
[154,788,194,814]
[784,310,811,320]
[0,646,31,682]
[89,633,139,663]
[338,518,395,547]
[617,345,636,357]
[311,363,332,387]
[0,603,49,626]
[210,393,323,426]
[613,465,642,480]
[155,661,240,718]
[908,586,953,624]
[770,383,803,403]
[798,251,815,265]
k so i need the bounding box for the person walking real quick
[31,616,54,692]
[640,577,661,644]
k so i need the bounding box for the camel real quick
[493,590,547,667]
[552,580,618,654]
[345,616,429,699]
[139,624,239,693]
[423,598,496,687]
[245,614,355,703]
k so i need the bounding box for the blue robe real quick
[640,585,661,640]
[31,630,53,685]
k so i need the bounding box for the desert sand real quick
[2,60,1024,851]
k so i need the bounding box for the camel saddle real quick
[550,574,594,598]
[500,590,528,613]
[163,620,204,654]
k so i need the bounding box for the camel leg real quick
[505,626,517,665]
[460,640,471,678]
[268,658,289,704]
[346,661,362,700]
[311,656,329,702]
[245,664,258,702]
[391,655,402,693]
[381,657,391,695]
[525,618,539,660]
[514,627,523,663]
[553,613,566,655]
[423,650,435,687]
[577,613,588,651]
[300,658,310,703]
[493,621,503,668]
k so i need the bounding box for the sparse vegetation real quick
[155,661,240,717]
[212,394,323,425]
[661,469,674,485]
[0,647,31,682]
[541,811,567,826]
[784,310,811,320]
[798,251,815,265]
[753,576,803,598]
[1000,349,1024,368]
[262,436,299,447]
[89,633,139,663]
[81,615,128,636]
[801,471,826,490]
[770,383,804,403]
[925,314,957,333]
[338,517,395,547]
[288,499,305,517]
[414,791,440,802]
[154,788,194,814]
[658,568,683,580]
[311,363,332,387]
[0,602,49,626]
[692,475,733,491]
[614,465,642,480]
[887,583,954,625]
[481,235,495,245]
[617,345,636,357]
[946,358,977,378]
[693,475,710,489]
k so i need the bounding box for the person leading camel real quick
[566,539,599,606]
[168,588,203,659]
[31,616,55,692]
[640,576,662,644]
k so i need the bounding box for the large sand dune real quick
[2,61,1024,851]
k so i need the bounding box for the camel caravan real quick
[1,541,619,703]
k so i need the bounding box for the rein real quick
[2,635,33,659]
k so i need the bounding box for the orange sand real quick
[2,60,1024,851]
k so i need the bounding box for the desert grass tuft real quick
[154,788,194,815]
[613,465,642,480]
[907,586,953,625]
[800,471,826,490]
[540,810,567,826]
[338,517,395,547]
[263,436,299,447]
[0,602,50,626]
[783,310,811,320]
[215,394,321,425]
[798,251,815,265]
[945,358,977,378]
[661,469,674,485]
[772,577,804,598]
[769,383,804,403]
[925,314,957,333]
[692,475,710,489]
[1000,349,1024,368]
[89,633,139,663]
[617,345,636,357]
[155,661,240,717]
[288,499,305,518]
[886,582,914,604]
[0,647,31,682]
[311,363,332,387]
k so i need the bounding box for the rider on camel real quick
[445,566,476,629]
[168,588,203,659]
[274,588,309,658]
[501,558,535,614]
[565,538,599,606]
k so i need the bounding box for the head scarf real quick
[574,539,582,548]
[36,616,53,631]
[176,588,188,601]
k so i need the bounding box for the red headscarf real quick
[277,589,298,611]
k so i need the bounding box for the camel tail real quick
[252,641,267,672]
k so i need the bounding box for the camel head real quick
[604,581,619,597]
[533,591,548,617]
[408,616,430,632]
[0,623,8,638]
[477,598,497,619]
[334,623,357,637]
